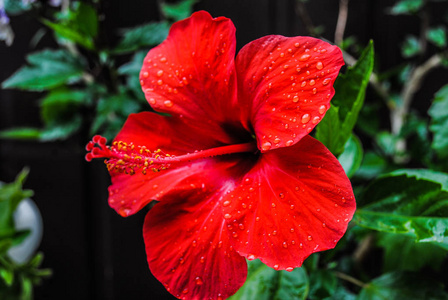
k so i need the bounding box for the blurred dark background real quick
[1,0,447,299]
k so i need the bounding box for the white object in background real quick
[7,199,43,264]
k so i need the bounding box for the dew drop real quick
[223,200,231,207]
[294,42,300,48]
[301,81,307,87]
[285,140,294,146]
[316,61,323,70]
[272,230,278,236]
[312,116,321,124]
[239,223,245,230]
[256,217,260,222]
[195,277,203,285]
[164,100,173,107]
[319,105,326,114]
[290,204,295,210]
[247,254,256,260]
[307,235,313,241]
[157,79,163,86]
[160,57,167,63]
[271,203,276,208]
[279,192,285,199]
[182,288,189,294]
[290,228,295,233]
[309,79,316,86]
[286,267,294,272]
[301,114,311,124]
[322,78,331,85]
[157,70,164,77]
[312,88,317,94]
[274,137,281,144]
[261,141,272,151]
[299,54,311,61]
[224,213,232,219]
[149,98,156,105]
[292,95,299,103]
[142,71,149,78]
[283,242,288,248]
[273,264,279,270]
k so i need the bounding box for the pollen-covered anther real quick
[85,135,173,175]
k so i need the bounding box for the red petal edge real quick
[236,35,344,152]
[144,185,247,300]
[140,11,240,125]
[222,136,356,270]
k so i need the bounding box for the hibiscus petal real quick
[144,184,247,300]
[236,36,344,152]
[140,11,240,126]
[108,112,238,217]
[222,136,355,270]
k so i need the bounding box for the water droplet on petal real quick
[309,79,316,86]
[294,42,300,48]
[142,71,149,78]
[312,116,321,124]
[182,288,189,294]
[261,141,272,151]
[224,213,232,219]
[273,264,279,270]
[301,114,310,124]
[299,53,311,61]
[247,254,256,260]
[285,140,294,146]
[274,137,281,144]
[223,200,231,207]
[283,242,288,248]
[160,57,167,63]
[164,100,173,107]
[319,105,326,114]
[307,235,313,241]
[286,267,294,272]
[157,70,164,77]
[279,192,285,199]
[290,228,295,232]
[195,277,203,285]
[149,98,156,105]
[316,61,323,70]
[322,78,331,85]
[271,203,276,208]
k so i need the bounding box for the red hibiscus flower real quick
[86,11,355,300]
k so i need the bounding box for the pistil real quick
[86,135,257,175]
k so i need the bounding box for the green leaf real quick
[0,169,33,244]
[316,41,374,156]
[389,0,424,15]
[401,35,421,58]
[354,151,388,179]
[0,128,42,140]
[426,26,447,48]
[160,0,197,21]
[39,115,83,142]
[40,88,90,125]
[338,134,363,178]
[229,260,309,300]
[376,232,447,272]
[357,272,448,300]
[43,2,98,50]
[113,22,170,54]
[354,170,448,248]
[2,49,86,91]
[429,84,448,159]
[0,268,14,286]
[4,0,33,15]
[118,51,147,101]
[308,269,337,299]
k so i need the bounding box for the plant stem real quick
[335,0,349,46]
[334,271,367,288]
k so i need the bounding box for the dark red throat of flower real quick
[85,135,258,175]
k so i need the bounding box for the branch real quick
[334,271,368,288]
[392,53,443,136]
[335,0,349,46]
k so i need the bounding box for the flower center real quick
[85,135,258,175]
